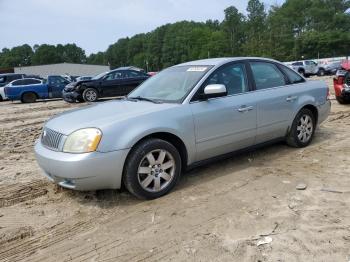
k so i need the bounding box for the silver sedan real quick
[35,57,331,199]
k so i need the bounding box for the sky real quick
[0,0,284,55]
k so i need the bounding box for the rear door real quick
[122,70,149,94]
[249,61,300,143]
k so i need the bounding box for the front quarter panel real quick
[97,104,197,165]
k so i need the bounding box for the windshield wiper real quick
[128,96,162,104]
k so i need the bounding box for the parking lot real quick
[0,76,349,261]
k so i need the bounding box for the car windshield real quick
[128,65,211,103]
[92,71,108,80]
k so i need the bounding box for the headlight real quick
[63,128,102,153]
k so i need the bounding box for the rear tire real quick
[83,88,99,102]
[318,68,325,76]
[21,92,37,103]
[0,95,3,102]
[123,138,182,200]
[286,108,316,148]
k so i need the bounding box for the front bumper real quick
[62,90,81,102]
[34,141,130,191]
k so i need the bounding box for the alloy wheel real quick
[85,90,97,101]
[137,149,175,193]
[297,114,313,143]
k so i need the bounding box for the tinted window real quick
[12,79,25,86]
[23,79,41,85]
[250,62,286,90]
[125,70,145,78]
[105,71,122,80]
[49,76,68,85]
[279,65,305,84]
[292,62,303,66]
[204,63,248,96]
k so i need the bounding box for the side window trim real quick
[276,64,305,85]
[190,61,251,102]
[247,60,289,91]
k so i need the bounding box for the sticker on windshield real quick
[187,67,208,72]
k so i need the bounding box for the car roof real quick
[10,78,42,83]
[114,66,143,71]
[176,57,280,67]
[0,73,24,76]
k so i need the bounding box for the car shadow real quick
[60,126,334,209]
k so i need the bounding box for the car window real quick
[12,79,25,86]
[125,70,145,78]
[250,62,286,90]
[292,62,303,66]
[129,65,212,103]
[0,77,5,83]
[105,72,122,80]
[49,76,68,86]
[204,63,248,96]
[279,65,305,84]
[24,79,41,85]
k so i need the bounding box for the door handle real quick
[237,106,254,113]
[286,96,298,102]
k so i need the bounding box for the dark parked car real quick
[0,73,26,87]
[62,67,150,102]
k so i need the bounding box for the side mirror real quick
[200,84,227,100]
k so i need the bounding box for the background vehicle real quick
[62,66,150,102]
[334,69,350,104]
[35,57,330,199]
[0,73,26,88]
[291,60,324,77]
[5,75,70,103]
[320,61,342,75]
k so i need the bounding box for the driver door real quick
[189,62,257,162]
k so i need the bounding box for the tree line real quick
[1,0,349,71]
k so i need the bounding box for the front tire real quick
[82,88,99,102]
[287,108,316,148]
[123,138,182,199]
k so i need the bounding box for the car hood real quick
[45,99,179,135]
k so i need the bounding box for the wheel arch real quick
[21,91,38,101]
[300,104,319,125]
[124,131,189,173]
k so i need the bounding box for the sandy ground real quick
[0,76,349,261]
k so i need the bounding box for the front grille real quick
[41,128,63,150]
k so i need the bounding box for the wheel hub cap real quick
[137,149,175,193]
[297,114,313,143]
